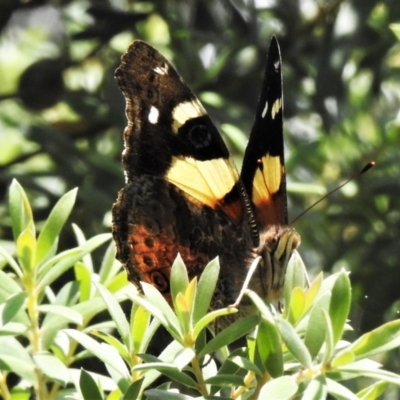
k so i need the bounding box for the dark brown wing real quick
[112,41,250,303]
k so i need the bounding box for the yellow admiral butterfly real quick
[112,37,300,313]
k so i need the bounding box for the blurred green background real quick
[0,0,399,343]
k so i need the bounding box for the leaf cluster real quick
[2,183,400,399]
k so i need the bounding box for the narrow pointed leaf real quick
[170,254,189,311]
[36,188,77,264]
[276,318,312,368]
[304,293,330,360]
[326,378,367,400]
[356,380,389,400]
[259,375,298,400]
[33,352,69,385]
[132,304,151,353]
[288,286,305,325]
[302,375,327,400]
[257,318,283,377]
[347,319,400,360]
[16,225,36,273]
[329,272,351,345]
[122,379,144,400]
[198,315,259,357]
[9,180,34,241]
[79,369,104,400]
[96,283,131,349]
[2,292,27,324]
[193,257,220,323]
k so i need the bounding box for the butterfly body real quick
[112,37,300,313]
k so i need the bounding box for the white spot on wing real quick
[274,60,280,71]
[154,63,168,75]
[261,101,269,118]
[148,106,159,124]
[171,99,207,132]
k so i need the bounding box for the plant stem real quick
[191,355,208,396]
[25,279,48,400]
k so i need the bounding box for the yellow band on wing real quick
[171,100,207,133]
[253,154,283,203]
[166,156,238,206]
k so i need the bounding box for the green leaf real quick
[0,337,36,382]
[390,23,400,41]
[8,180,34,241]
[229,355,261,375]
[139,282,182,339]
[245,288,275,324]
[287,286,305,325]
[304,293,330,360]
[131,304,151,353]
[2,292,27,324]
[322,309,335,364]
[193,307,238,337]
[257,318,283,377]
[304,272,323,313]
[347,319,400,360]
[37,248,83,290]
[0,322,28,335]
[325,378,360,400]
[96,283,131,350]
[35,188,77,264]
[284,251,307,317]
[91,331,129,361]
[72,224,94,272]
[37,304,83,325]
[37,233,111,291]
[141,340,186,389]
[98,242,120,286]
[175,291,193,336]
[302,375,327,400]
[65,329,131,382]
[170,254,189,310]
[357,380,389,400]
[16,224,36,273]
[193,257,220,324]
[122,379,144,400]
[198,315,259,357]
[336,360,400,385]
[143,389,193,400]
[172,346,196,370]
[33,352,69,385]
[205,374,244,386]
[331,347,354,368]
[75,261,92,302]
[134,357,198,389]
[329,271,351,345]
[0,245,23,278]
[79,369,104,400]
[276,318,312,368]
[258,375,298,400]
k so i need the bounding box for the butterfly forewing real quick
[241,36,287,228]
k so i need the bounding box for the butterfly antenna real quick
[290,161,375,225]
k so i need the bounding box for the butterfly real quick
[112,36,300,315]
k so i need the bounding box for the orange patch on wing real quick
[128,223,205,304]
[252,154,285,225]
